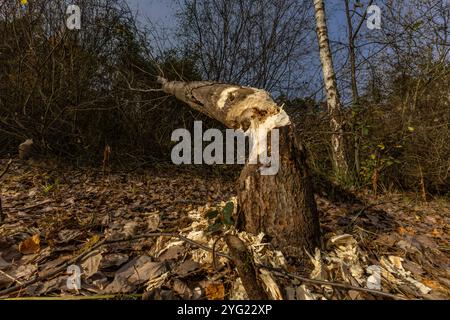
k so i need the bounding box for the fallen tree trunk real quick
[157,77,321,259]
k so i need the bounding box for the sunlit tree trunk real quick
[313,0,349,179]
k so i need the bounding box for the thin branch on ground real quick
[4,199,54,213]
[0,159,12,180]
[0,232,407,300]
[0,270,23,286]
[0,159,13,224]
[0,232,230,297]
[259,265,407,300]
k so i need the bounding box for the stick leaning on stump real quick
[157,77,321,261]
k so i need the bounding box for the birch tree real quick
[313,0,349,179]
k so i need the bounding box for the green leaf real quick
[222,202,234,226]
[362,127,369,136]
[207,218,223,234]
[205,210,220,219]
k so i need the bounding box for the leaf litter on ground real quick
[0,159,449,300]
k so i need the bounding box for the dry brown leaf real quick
[174,260,201,277]
[422,279,448,293]
[173,279,193,299]
[431,229,441,238]
[205,282,225,300]
[105,256,167,294]
[18,234,40,254]
[100,253,129,269]
[81,251,103,278]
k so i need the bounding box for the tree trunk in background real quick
[158,77,321,259]
[344,0,360,107]
[344,0,374,176]
[344,0,361,176]
[313,0,349,180]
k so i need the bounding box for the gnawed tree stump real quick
[237,126,321,258]
[157,77,321,259]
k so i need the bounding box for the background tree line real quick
[0,0,448,195]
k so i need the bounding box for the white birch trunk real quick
[313,0,349,178]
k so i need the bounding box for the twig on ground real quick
[0,159,12,180]
[212,236,225,271]
[0,232,230,297]
[4,293,143,300]
[4,199,54,213]
[0,270,23,286]
[260,265,407,300]
[0,232,407,300]
[0,237,108,297]
[0,159,13,224]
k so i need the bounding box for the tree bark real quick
[313,0,349,179]
[345,0,360,176]
[225,235,268,300]
[158,77,321,259]
[344,0,374,176]
[236,125,321,257]
[344,0,360,107]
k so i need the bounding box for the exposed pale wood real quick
[157,77,283,131]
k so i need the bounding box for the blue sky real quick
[125,0,368,101]
[126,0,349,40]
[127,0,177,27]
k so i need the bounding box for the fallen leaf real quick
[348,290,363,300]
[57,229,83,243]
[100,253,129,269]
[146,213,160,231]
[81,251,103,278]
[158,245,186,262]
[18,234,40,254]
[173,279,193,299]
[205,282,225,300]
[422,279,447,293]
[13,264,37,279]
[0,256,10,270]
[174,260,201,277]
[105,256,166,294]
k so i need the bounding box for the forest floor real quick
[0,158,449,300]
